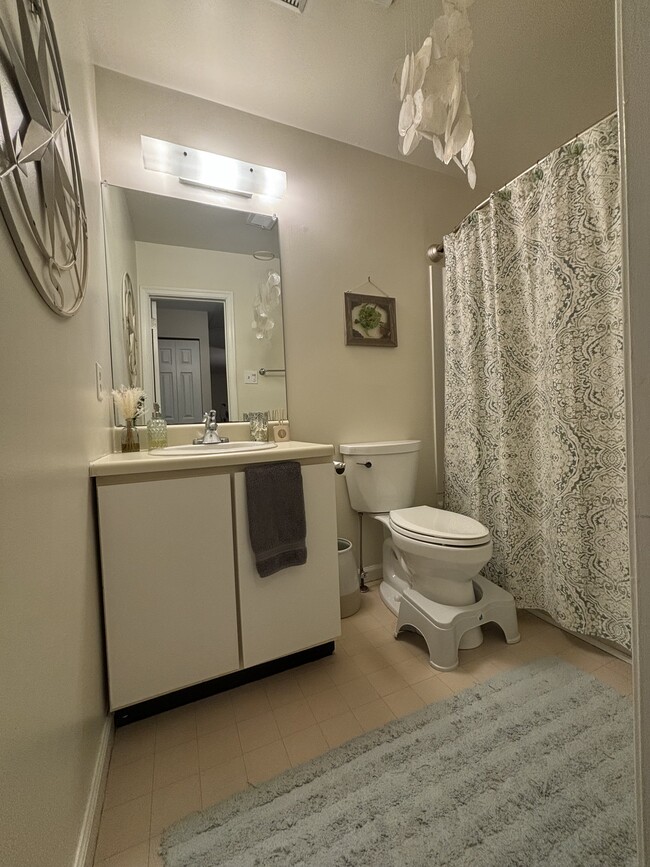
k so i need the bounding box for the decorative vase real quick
[121,418,140,453]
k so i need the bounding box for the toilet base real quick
[379,574,409,617]
[394,576,520,672]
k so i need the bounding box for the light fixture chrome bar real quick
[179,177,253,199]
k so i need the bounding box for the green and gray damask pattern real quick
[444,114,630,649]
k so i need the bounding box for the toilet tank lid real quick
[339,440,421,455]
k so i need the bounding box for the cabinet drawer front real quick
[98,474,240,709]
[235,463,341,668]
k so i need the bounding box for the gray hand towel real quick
[245,461,307,577]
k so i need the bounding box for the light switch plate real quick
[244,370,258,384]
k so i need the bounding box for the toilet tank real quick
[339,440,421,513]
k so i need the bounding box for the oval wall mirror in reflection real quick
[101,184,287,425]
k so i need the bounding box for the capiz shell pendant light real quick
[397,0,477,189]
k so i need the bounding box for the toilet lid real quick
[389,506,491,547]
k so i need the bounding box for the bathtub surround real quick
[443,113,630,649]
[618,0,650,854]
[159,658,635,867]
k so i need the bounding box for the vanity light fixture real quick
[141,136,287,199]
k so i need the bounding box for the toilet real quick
[339,440,520,671]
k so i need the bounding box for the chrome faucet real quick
[193,410,229,444]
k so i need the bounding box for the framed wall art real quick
[344,292,397,347]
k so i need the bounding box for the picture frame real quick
[344,293,398,347]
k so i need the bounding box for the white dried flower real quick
[111,385,146,422]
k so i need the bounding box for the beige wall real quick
[94,68,479,563]
[0,4,111,867]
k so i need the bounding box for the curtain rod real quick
[426,109,618,263]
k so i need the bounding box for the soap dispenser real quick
[147,403,168,449]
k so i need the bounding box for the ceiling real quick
[87,0,616,192]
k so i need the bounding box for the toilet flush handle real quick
[356,461,372,468]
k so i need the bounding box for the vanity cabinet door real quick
[234,462,341,668]
[97,473,240,710]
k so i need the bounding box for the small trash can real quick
[338,538,361,618]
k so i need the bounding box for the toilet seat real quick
[389,506,491,548]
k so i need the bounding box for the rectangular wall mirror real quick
[101,184,287,425]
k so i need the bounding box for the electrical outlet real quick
[244,370,258,384]
[95,362,104,401]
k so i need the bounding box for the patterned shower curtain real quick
[443,113,631,649]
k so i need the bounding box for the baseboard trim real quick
[362,563,382,585]
[74,715,113,867]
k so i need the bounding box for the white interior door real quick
[158,338,203,423]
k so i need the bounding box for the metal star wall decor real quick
[0,0,87,316]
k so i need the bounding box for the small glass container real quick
[147,403,168,450]
[121,418,140,453]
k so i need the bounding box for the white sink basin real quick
[150,442,278,456]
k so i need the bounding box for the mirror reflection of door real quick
[158,339,203,423]
[154,299,229,423]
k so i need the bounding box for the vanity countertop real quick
[90,440,334,478]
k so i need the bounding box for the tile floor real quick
[92,585,632,867]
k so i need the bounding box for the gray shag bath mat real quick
[160,658,636,867]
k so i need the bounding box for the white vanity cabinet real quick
[97,473,240,710]
[234,463,341,668]
[93,448,341,712]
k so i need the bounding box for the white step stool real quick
[395,575,520,672]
